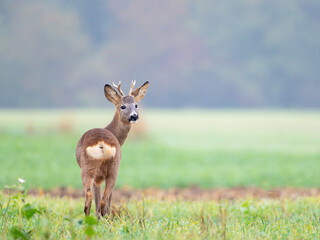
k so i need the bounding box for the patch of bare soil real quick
[26,186,320,201]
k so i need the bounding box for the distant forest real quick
[0,0,319,108]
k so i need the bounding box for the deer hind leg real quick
[81,173,94,216]
[93,183,101,217]
[107,192,113,215]
[101,191,113,217]
[100,178,115,217]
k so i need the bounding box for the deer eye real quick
[135,104,138,108]
[120,105,126,110]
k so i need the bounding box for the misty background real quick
[0,0,319,108]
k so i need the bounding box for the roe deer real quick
[76,80,149,217]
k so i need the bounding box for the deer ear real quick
[104,84,121,104]
[131,81,149,102]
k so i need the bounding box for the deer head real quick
[104,80,149,124]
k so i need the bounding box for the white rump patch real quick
[86,141,116,160]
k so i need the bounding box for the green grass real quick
[1,189,319,239]
[1,109,320,239]
[0,109,320,189]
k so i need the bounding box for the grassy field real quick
[1,109,320,239]
[1,187,320,240]
[0,109,319,189]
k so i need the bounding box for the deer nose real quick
[129,114,139,122]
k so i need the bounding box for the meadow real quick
[0,109,319,189]
[0,109,320,239]
[1,188,320,239]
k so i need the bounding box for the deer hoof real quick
[84,206,90,216]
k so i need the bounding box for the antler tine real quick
[129,80,136,95]
[112,81,124,96]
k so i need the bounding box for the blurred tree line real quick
[0,0,319,108]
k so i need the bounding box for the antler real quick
[129,80,136,95]
[113,81,124,96]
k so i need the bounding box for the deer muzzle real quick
[129,114,139,122]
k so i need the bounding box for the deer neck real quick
[105,111,131,146]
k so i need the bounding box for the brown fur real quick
[76,81,149,217]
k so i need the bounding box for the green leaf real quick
[22,203,41,220]
[84,216,98,237]
[85,227,96,237]
[85,215,98,226]
[10,227,31,240]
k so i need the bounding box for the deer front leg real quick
[100,178,116,217]
[81,172,94,216]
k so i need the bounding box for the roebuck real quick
[76,81,149,217]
